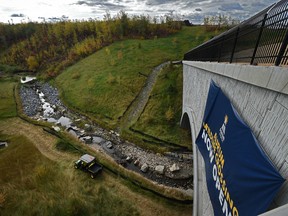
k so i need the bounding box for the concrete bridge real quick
[180,61,288,215]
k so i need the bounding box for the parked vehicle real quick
[74,154,103,179]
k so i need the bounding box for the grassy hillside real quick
[56,26,219,149]
[0,78,192,215]
[131,64,191,148]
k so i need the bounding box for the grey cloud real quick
[76,0,108,6]
[146,0,178,6]
[101,2,125,10]
[157,9,175,12]
[76,0,125,10]
[142,9,155,13]
[73,0,276,24]
[251,2,266,7]
[219,3,243,11]
[48,15,69,22]
[11,13,25,17]
[184,1,208,8]
[251,2,269,10]
[184,13,205,24]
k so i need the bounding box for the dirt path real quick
[0,118,72,162]
[119,62,170,130]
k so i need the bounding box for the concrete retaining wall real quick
[181,61,288,215]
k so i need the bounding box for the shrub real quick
[26,55,39,71]
[55,139,79,153]
[0,192,6,208]
[72,72,81,80]
[165,106,175,122]
[107,73,116,84]
[117,50,123,60]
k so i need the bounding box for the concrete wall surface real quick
[181,61,288,216]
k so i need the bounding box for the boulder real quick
[182,153,193,161]
[116,159,126,167]
[80,136,93,144]
[126,156,132,163]
[134,158,140,166]
[0,142,8,148]
[71,126,79,131]
[84,124,92,131]
[78,132,85,138]
[169,163,180,172]
[155,165,165,175]
[52,126,61,132]
[141,163,149,173]
[105,141,113,149]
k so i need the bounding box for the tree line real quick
[0,11,182,78]
[203,14,240,31]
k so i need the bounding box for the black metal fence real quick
[184,0,288,66]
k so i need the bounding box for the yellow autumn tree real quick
[26,55,39,71]
[165,106,175,122]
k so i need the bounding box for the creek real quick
[19,78,193,190]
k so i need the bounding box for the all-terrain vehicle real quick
[74,154,103,179]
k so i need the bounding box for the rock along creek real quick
[19,78,193,191]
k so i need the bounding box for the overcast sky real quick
[0,0,277,24]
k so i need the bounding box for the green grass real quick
[0,124,191,216]
[55,139,80,153]
[0,64,22,74]
[12,80,192,202]
[56,26,218,129]
[0,132,139,216]
[0,78,17,119]
[0,77,192,215]
[0,133,48,185]
[131,64,191,149]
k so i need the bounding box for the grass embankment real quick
[131,64,191,149]
[56,26,218,150]
[0,64,22,74]
[0,119,191,216]
[0,79,17,119]
[0,78,192,215]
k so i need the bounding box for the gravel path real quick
[120,62,170,129]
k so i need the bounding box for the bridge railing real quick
[184,0,288,66]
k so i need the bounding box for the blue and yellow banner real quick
[196,81,285,216]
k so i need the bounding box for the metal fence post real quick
[218,37,224,62]
[251,14,268,65]
[230,27,239,63]
[275,30,288,66]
